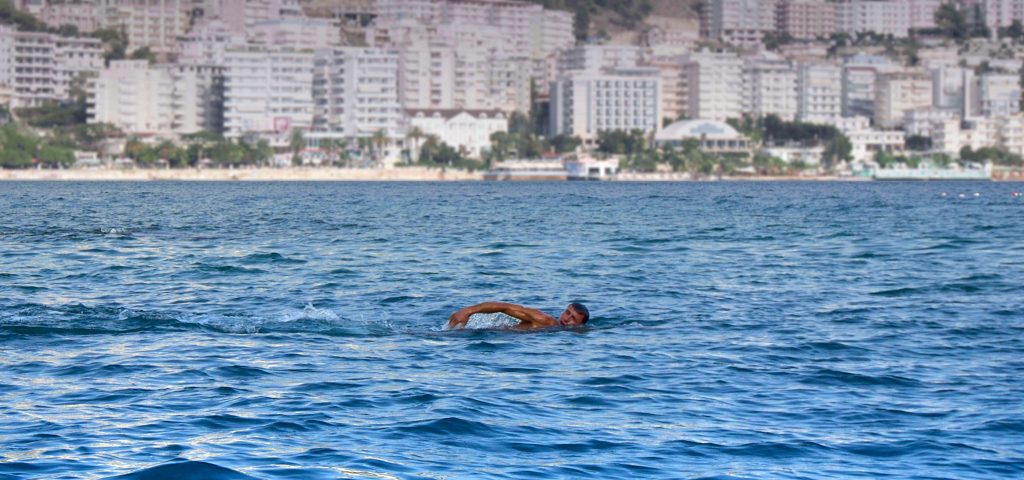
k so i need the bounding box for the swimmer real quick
[447,302,590,330]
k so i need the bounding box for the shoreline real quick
[0,167,484,182]
[0,167,1017,182]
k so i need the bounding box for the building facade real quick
[222,46,315,138]
[684,51,745,122]
[798,62,842,123]
[312,47,403,138]
[549,67,662,142]
[874,71,934,129]
[407,108,508,158]
[778,0,836,40]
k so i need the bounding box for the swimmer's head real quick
[559,302,589,326]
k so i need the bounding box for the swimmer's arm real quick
[447,302,555,329]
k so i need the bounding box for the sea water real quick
[1,181,1022,479]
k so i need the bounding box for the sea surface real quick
[1,181,1022,479]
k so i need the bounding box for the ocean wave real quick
[0,303,383,337]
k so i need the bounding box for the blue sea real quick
[1,181,1023,479]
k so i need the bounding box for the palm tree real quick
[406,127,425,165]
[289,128,305,166]
[371,129,388,167]
[356,137,370,167]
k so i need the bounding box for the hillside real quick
[529,0,700,44]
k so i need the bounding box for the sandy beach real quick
[0,166,484,181]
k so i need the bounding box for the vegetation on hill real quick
[530,0,655,40]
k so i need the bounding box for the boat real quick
[872,165,991,181]
[483,159,568,181]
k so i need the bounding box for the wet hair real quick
[568,302,590,323]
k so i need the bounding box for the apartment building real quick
[798,62,843,123]
[177,18,247,66]
[89,60,223,136]
[375,0,573,66]
[373,21,530,113]
[684,51,746,121]
[312,47,402,138]
[964,0,1024,31]
[978,73,1022,117]
[102,0,192,56]
[835,0,912,38]
[217,0,307,35]
[557,45,643,75]
[931,66,972,114]
[0,25,102,108]
[247,17,341,49]
[700,0,779,46]
[643,56,688,124]
[841,54,898,118]
[747,56,798,121]
[222,46,315,138]
[38,1,104,33]
[549,67,662,142]
[89,60,175,134]
[874,71,934,129]
[778,0,836,40]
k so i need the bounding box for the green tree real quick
[823,133,853,169]
[572,5,589,42]
[906,135,932,151]
[935,2,970,43]
[371,129,389,166]
[289,128,306,165]
[549,134,581,153]
[130,46,157,64]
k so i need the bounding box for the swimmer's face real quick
[559,306,586,326]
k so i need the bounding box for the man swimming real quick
[447,302,590,330]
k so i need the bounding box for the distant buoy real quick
[1013,192,1021,197]
[940,192,948,197]
[958,193,967,199]
[974,192,981,197]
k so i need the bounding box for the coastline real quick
[0,166,484,181]
[1,167,1016,181]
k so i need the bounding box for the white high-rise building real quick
[931,66,973,115]
[798,62,843,123]
[312,47,402,138]
[964,0,1024,31]
[643,56,689,124]
[700,0,779,46]
[247,17,342,49]
[89,60,224,136]
[102,0,191,56]
[177,18,247,66]
[778,0,836,40]
[909,0,943,30]
[217,0,307,35]
[89,60,175,134]
[372,21,530,113]
[222,46,315,138]
[557,45,644,75]
[835,0,912,38]
[374,0,573,82]
[841,54,898,118]
[38,1,104,33]
[684,51,746,122]
[978,73,1022,117]
[747,56,798,121]
[874,71,933,129]
[0,25,102,108]
[549,67,662,142]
